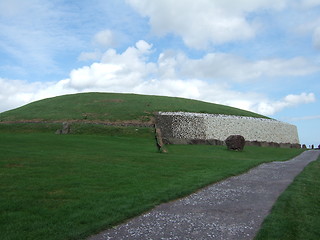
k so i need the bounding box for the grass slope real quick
[0,125,303,240]
[255,155,320,240]
[0,92,267,122]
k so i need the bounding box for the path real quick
[88,150,320,240]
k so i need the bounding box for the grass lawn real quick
[0,92,267,122]
[254,155,320,240]
[0,125,304,240]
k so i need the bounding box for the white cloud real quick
[135,40,153,54]
[0,78,33,111]
[127,0,287,48]
[290,115,320,121]
[69,40,156,91]
[300,0,320,8]
[153,51,320,83]
[294,4,320,50]
[0,0,32,17]
[78,29,131,62]
[313,27,320,49]
[78,29,117,62]
[254,93,316,115]
[78,51,102,61]
[284,92,316,105]
[0,78,74,113]
[296,16,320,49]
[0,41,317,116]
[68,64,121,90]
[169,53,320,81]
[93,29,115,49]
[0,0,84,72]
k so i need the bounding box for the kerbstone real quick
[225,135,245,151]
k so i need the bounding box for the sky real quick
[0,0,319,146]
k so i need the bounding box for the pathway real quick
[88,150,320,240]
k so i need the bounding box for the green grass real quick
[254,155,320,240]
[0,125,304,240]
[0,123,154,137]
[0,92,267,122]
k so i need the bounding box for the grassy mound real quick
[3,92,300,240]
[0,92,267,122]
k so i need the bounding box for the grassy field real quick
[0,93,303,239]
[0,124,304,240]
[0,92,267,122]
[255,155,320,240]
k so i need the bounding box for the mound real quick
[0,92,267,123]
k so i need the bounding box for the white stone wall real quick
[158,112,300,144]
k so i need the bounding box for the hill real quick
[0,92,267,123]
[0,92,306,240]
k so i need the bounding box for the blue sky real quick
[0,0,319,146]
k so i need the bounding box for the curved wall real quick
[155,112,300,146]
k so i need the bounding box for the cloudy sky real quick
[0,0,319,146]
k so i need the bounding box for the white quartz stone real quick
[158,112,299,144]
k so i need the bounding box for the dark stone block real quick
[260,141,270,147]
[290,144,301,149]
[225,135,245,151]
[245,141,260,147]
[279,143,291,148]
[207,139,224,146]
[189,139,207,145]
[270,142,280,148]
[166,138,189,145]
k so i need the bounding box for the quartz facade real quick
[155,112,300,145]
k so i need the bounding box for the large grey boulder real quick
[225,135,245,151]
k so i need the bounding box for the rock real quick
[155,128,167,153]
[260,141,270,147]
[279,143,291,148]
[225,135,245,151]
[189,139,207,145]
[245,141,260,147]
[55,122,71,134]
[269,142,280,148]
[291,144,301,149]
[62,122,71,134]
[55,129,62,134]
[206,139,224,146]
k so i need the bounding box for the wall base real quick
[162,137,301,149]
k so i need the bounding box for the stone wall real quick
[155,112,300,148]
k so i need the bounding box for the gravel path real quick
[88,150,320,240]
